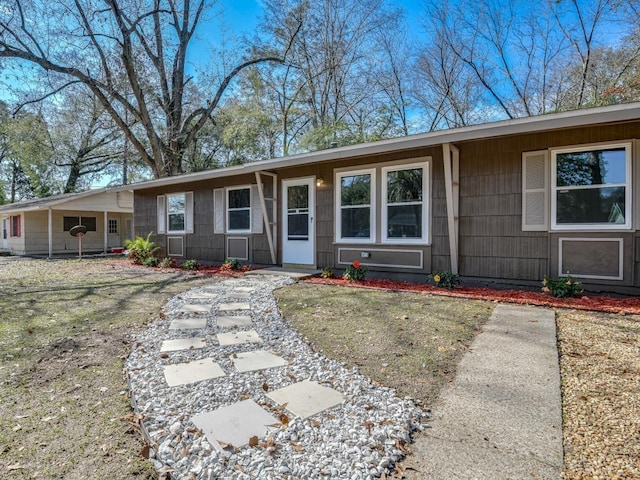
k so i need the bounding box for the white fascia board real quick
[125,102,640,191]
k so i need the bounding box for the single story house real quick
[126,102,640,294]
[0,188,134,257]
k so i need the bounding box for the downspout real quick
[442,143,460,275]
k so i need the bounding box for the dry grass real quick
[0,258,218,479]
[557,310,640,480]
[274,282,494,407]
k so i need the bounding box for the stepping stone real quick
[161,338,206,352]
[267,380,344,419]
[192,399,278,453]
[217,329,263,346]
[218,303,251,312]
[179,304,211,314]
[216,315,253,328]
[230,350,288,373]
[234,287,255,293]
[225,292,251,300]
[185,292,218,301]
[169,318,207,330]
[163,358,225,387]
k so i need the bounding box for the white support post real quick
[103,211,108,254]
[48,208,53,259]
[442,143,460,274]
[255,171,277,264]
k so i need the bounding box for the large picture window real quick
[167,194,186,232]
[336,169,375,242]
[382,164,427,243]
[227,187,251,232]
[552,143,631,230]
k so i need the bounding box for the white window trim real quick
[166,193,186,234]
[335,168,376,244]
[226,185,252,234]
[381,162,429,245]
[551,141,632,231]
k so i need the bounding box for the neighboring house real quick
[126,103,640,294]
[0,189,134,257]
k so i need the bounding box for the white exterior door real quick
[2,218,8,250]
[282,177,315,265]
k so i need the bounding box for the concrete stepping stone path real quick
[163,358,225,387]
[179,304,211,314]
[218,302,251,312]
[160,338,206,352]
[168,317,207,330]
[230,349,288,373]
[216,315,253,328]
[217,329,263,346]
[267,380,345,419]
[183,292,218,301]
[191,399,278,453]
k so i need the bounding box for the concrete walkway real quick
[402,303,563,479]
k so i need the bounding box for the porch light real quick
[316,177,325,187]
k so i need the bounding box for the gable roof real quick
[0,188,131,214]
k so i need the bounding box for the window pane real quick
[168,213,185,231]
[341,174,370,206]
[229,210,250,230]
[63,216,80,231]
[82,217,97,232]
[387,168,423,203]
[228,189,250,209]
[556,187,626,224]
[168,194,185,214]
[556,148,626,187]
[288,185,308,210]
[287,213,309,239]
[387,205,422,238]
[341,207,370,238]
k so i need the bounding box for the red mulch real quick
[305,276,640,315]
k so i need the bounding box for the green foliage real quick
[222,258,241,271]
[542,273,583,298]
[124,233,160,265]
[142,256,159,267]
[343,261,367,282]
[182,259,199,270]
[431,271,461,290]
[160,257,177,268]
[321,266,335,278]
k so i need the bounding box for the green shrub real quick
[160,257,177,268]
[142,256,159,267]
[431,271,461,290]
[321,267,335,278]
[182,259,199,271]
[222,258,241,271]
[124,233,160,265]
[542,273,583,298]
[343,261,367,282]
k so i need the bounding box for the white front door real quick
[2,218,8,250]
[282,177,315,265]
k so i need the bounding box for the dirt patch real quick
[274,282,494,407]
[0,258,220,479]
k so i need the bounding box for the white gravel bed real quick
[125,275,428,479]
